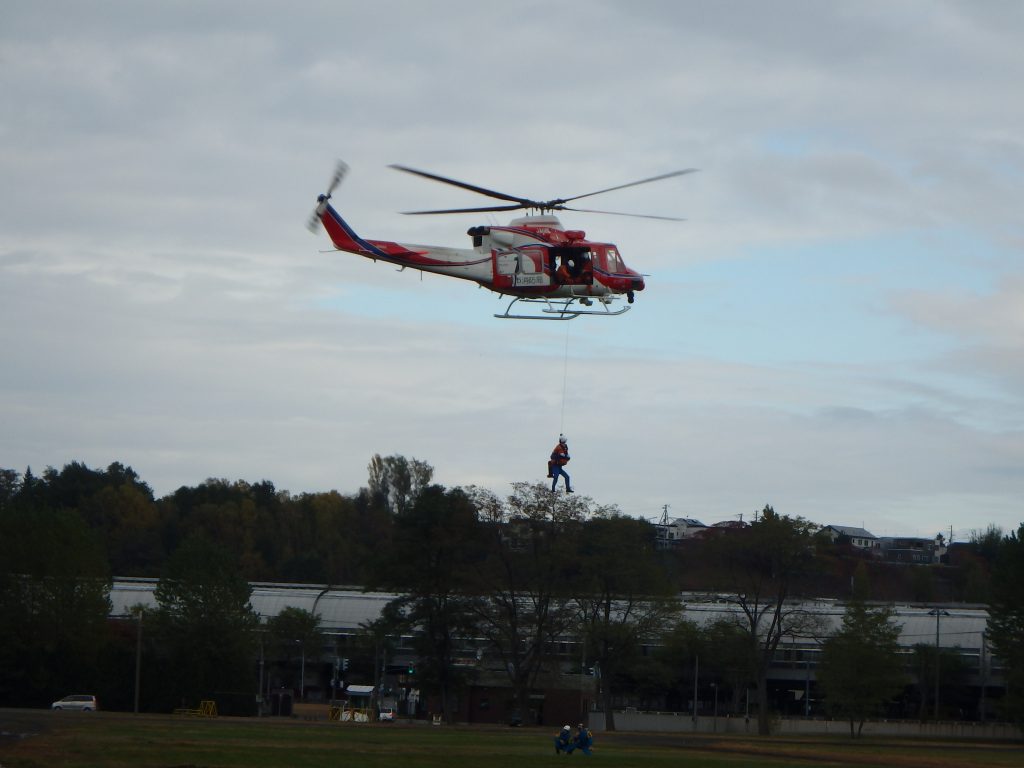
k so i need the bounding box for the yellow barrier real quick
[332,706,372,723]
[173,700,218,718]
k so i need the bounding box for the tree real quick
[970,525,1004,563]
[702,618,758,715]
[909,643,970,721]
[152,535,258,709]
[11,461,164,578]
[0,504,111,707]
[0,468,20,512]
[267,607,323,700]
[94,482,164,576]
[704,505,823,735]
[464,482,586,724]
[374,485,481,723]
[367,454,433,515]
[817,599,904,736]
[638,617,702,712]
[573,513,680,730]
[357,606,405,717]
[987,523,1024,726]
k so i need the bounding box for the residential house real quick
[822,524,880,553]
[654,517,707,549]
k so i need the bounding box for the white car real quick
[378,706,395,722]
[51,694,98,711]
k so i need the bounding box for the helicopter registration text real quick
[513,274,548,287]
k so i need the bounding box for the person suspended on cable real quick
[549,434,573,493]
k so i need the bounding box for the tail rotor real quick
[307,160,349,233]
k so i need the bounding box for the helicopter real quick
[308,162,696,319]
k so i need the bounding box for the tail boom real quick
[319,199,423,260]
[318,200,491,282]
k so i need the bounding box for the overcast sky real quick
[2,1,1022,540]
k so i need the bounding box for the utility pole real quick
[804,657,810,718]
[258,637,264,717]
[692,655,699,726]
[929,608,950,719]
[133,608,143,714]
[579,637,587,722]
[711,682,718,732]
[979,631,988,721]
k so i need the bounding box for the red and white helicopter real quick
[308,162,695,319]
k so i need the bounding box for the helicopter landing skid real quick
[495,296,631,320]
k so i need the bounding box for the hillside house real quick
[822,524,880,552]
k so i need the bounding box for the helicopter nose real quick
[631,275,645,292]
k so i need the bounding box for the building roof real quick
[110,578,398,634]
[824,524,877,539]
[680,595,987,650]
[110,579,990,653]
[345,685,375,696]
[669,518,706,528]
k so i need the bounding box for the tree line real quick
[1,458,1022,733]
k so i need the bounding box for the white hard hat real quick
[563,725,571,731]
[559,434,567,443]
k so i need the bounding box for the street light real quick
[928,608,950,719]
[294,639,306,701]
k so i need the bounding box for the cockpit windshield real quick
[605,247,624,273]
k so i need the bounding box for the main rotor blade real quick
[400,204,528,215]
[563,206,686,221]
[563,168,698,203]
[390,164,529,205]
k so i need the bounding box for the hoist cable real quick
[559,320,571,435]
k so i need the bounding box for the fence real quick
[587,710,1021,740]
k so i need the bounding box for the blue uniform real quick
[567,726,593,755]
[550,440,572,493]
[553,728,572,753]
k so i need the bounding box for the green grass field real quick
[1,711,1020,768]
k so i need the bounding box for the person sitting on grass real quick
[566,723,593,756]
[553,724,572,754]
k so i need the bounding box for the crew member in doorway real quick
[549,434,573,493]
[555,257,573,284]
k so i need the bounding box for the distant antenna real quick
[659,504,670,526]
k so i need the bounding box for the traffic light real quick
[342,657,349,672]
[407,663,415,675]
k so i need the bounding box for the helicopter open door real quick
[551,245,594,287]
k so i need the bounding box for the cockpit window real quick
[606,248,624,272]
